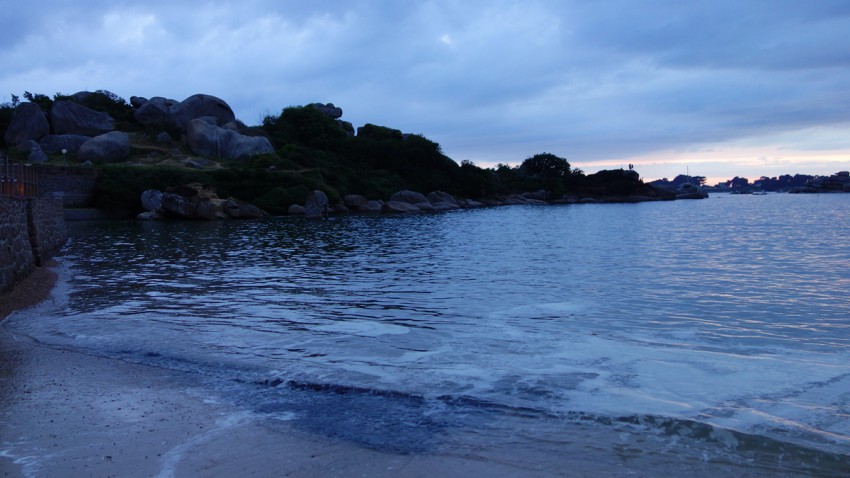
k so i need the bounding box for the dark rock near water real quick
[790,171,850,193]
[140,189,163,212]
[304,190,330,219]
[50,100,114,136]
[140,185,267,220]
[343,194,368,210]
[288,204,306,215]
[77,132,130,163]
[432,201,460,211]
[360,200,383,213]
[4,102,50,146]
[390,190,429,205]
[382,201,421,214]
[427,191,458,206]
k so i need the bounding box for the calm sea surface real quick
[7,193,850,474]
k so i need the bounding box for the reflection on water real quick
[7,193,850,470]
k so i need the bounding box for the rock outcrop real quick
[4,102,49,147]
[790,171,850,193]
[308,103,343,119]
[133,94,236,133]
[186,119,274,160]
[138,185,267,220]
[173,94,235,131]
[304,190,330,219]
[382,201,422,214]
[50,100,114,136]
[77,132,130,163]
[133,96,180,126]
[390,190,429,205]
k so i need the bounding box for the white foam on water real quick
[312,320,412,337]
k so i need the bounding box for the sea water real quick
[5,193,850,474]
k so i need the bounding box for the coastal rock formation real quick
[360,200,383,213]
[77,132,130,163]
[4,102,49,147]
[138,185,267,220]
[427,191,459,207]
[390,190,429,205]
[382,201,421,214]
[140,189,163,212]
[133,94,236,133]
[790,171,850,193]
[308,103,343,119]
[288,204,306,215]
[133,96,179,126]
[343,194,368,210]
[50,100,115,136]
[173,94,236,131]
[675,183,709,199]
[304,190,330,219]
[186,119,274,160]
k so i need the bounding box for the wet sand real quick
[0,262,575,477]
[0,330,582,477]
[0,262,811,477]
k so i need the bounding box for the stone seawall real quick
[36,165,97,208]
[0,197,67,292]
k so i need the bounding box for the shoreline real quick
[0,262,601,477]
[1,260,832,477]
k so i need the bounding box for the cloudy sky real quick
[2,1,849,183]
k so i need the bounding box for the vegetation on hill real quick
[2,91,668,213]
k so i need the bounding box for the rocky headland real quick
[1,90,707,220]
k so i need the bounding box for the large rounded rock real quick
[304,190,330,219]
[308,103,343,119]
[382,201,422,213]
[223,199,267,219]
[133,96,179,126]
[50,100,114,136]
[172,94,235,131]
[222,134,274,160]
[141,189,164,212]
[39,134,91,154]
[427,191,458,206]
[129,96,148,108]
[343,194,368,209]
[390,190,430,205]
[359,200,383,213]
[186,119,273,160]
[77,131,129,163]
[4,102,49,146]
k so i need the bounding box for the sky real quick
[2,1,850,184]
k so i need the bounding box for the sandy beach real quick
[0,263,588,477]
